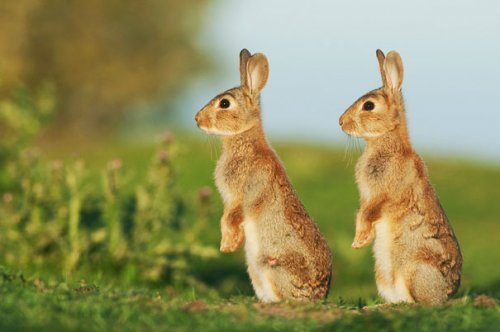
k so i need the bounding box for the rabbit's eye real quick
[219,99,230,109]
[362,101,375,111]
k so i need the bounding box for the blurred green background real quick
[0,0,499,319]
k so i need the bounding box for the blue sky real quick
[180,0,500,161]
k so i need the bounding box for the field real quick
[1,135,499,331]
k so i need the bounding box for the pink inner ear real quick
[245,56,268,94]
[384,62,399,90]
[246,63,253,92]
[250,66,260,93]
[388,67,398,88]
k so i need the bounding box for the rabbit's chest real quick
[356,154,391,198]
[365,153,391,178]
[215,155,249,202]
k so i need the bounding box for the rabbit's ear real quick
[240,49,252,86]
[384,51,404,91]
[376,49,388,87]
[245,53,269,96]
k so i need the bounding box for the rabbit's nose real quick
[339,118,344,126]
[195,113,201,123]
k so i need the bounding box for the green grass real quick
[1,269,498,332]
[2,134,497,331]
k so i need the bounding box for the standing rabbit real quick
[195,49,332,302]
[339,50,462,304]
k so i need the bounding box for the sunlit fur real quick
[339,89,402,138]
[339,49,462,304]
[195,49,332,302]
[195,89,259,136]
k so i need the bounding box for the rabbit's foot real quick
[220,239,238,253]
[219,214,244,253]
[220,233,244,253]
[352,229,374,249]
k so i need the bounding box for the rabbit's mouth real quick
[198,124,235,136]
[340,122,359,137]
[195,113,218,134]
[344,131,361,138]
[196,123,215,135]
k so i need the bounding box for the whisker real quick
[349,137,355,167]
[346,136,352,168]
[202,136,209,161]
[343,135,350,162]
[212,137,217,161]
[344,136,353,168]
[215,137,221,159]
[355,137,362,155]
[211,136,220,160]
[208,136,215,162]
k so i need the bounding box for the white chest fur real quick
[355,158,372,201]
[373,219,393,284]
[243,220,278,302]
[373,219,412,302]
[243,220,260,270]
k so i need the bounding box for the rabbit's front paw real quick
[220,231,244,253]
[220,238,238,253]
[352,230,374,249]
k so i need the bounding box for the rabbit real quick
[338,49,462,304]
[195,49,332,302]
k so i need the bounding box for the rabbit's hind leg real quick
[266,252,321,301]
[247,264,280,303]
[408,264,447,304]
[376,273,414,303]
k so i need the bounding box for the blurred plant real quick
[134,132,181,247]
[0,131,219,290]
[0,0,213,136]
[133,133,180,281]
[186,186,214,244]
[64,159,87,273]
[0,81,56,187]
[103,158,128,260]
[130,133,218,285]
[0,192,22,265]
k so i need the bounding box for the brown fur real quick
[339,49,462,304]
[195,49,332,302]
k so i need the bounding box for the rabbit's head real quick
[339,50,405,138]
[195,49,269,136]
